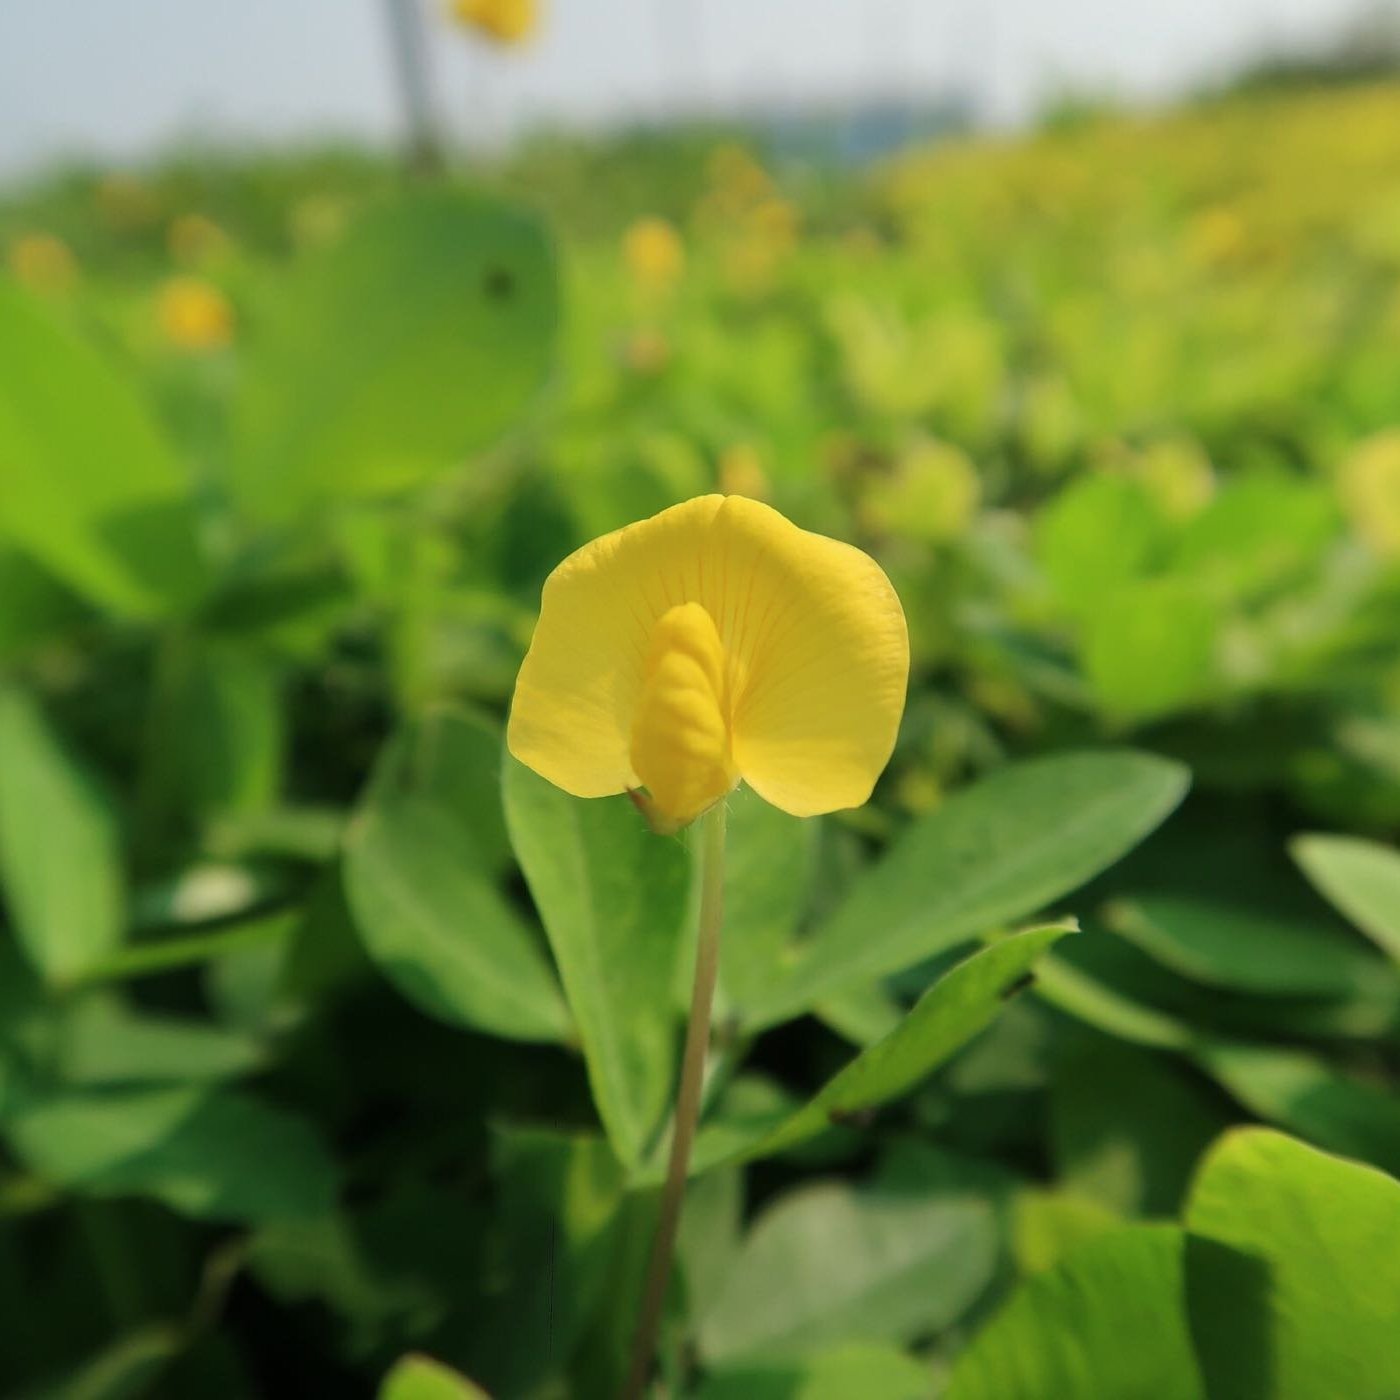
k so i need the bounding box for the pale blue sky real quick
[0,0,1365,177]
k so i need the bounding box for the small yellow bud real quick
[157,276,234,352]
[7,233,78,294]
[623,217,685,297]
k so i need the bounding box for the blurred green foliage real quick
[2,78,1400,1396]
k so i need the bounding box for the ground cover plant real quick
[2,75,1400,1397]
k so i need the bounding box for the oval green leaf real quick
[502,754,690,1169]
[747,751,1188,1028]
[344,709,569,1043]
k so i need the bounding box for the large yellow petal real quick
[717,498,908,816]
[507,494,908,817]
[507,496,726,797]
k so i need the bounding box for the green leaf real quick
[1012,1189,1121,1275]
[698,1172,997,1363]
[5,1083,337,1223]
[345,711,569,1043]
[944,1225,1203,1400]
[156,643,285,822]
[502,755,690,1169]
[715,785,820,1011]
[1105,891,1382,997]
[746,752,1188,1028]
[1199,1044,1400,1176]
[1291,833,1400,965]
[1170,471,1335,597]
[1082,577,1219,720]
[678,1164,744,1323]
[1034,946,1196,1051]
[1035,473,1164,617]
[1185,1128,1400,1400]
[0,281,205,615]
[54,995,265,1085]
[231,190,557,518]
[0,547,87,661]
[718,925,1073,1169]
[247,1210,418,1338]
[463,1125,627,1395]
[26,1323,183,1400]
[1050,1039,1233,1216]
[0,685,126,986]
[380,1355,489,1400]
[695,1343,931,1400]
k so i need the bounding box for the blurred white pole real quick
[383,0,444,172]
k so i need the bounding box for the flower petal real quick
[719,499,908,816]
[507,494,908,816]
[507,496,725,797]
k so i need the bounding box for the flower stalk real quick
[622,799,727,1399]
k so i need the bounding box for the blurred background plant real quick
[4,1,1400,1397]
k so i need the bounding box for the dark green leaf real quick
[345,711,569,1043]
[0,686,126,986]
[695,1343,931,1400]
[502,755,690,1168]
[719,926,1072,1169]
[1106,892,1382,997]
[1292,833,1400,965]
[6,1084,337,1223]
[746,752,1188,1028]
[699,1173,997,1363]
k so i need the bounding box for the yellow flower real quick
[6,233,78,294]
[451,0,537,43]
[156,276,234,351]
[1339,429,1400,557]
[623,217,685,296]
[508,495,908,831]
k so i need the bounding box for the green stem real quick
[623,800,727,1400]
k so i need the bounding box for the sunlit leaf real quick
[0,280,205,614]
[944,1225,1203,1400]
[1185,1128,1400,1400]
[231,190,557,517]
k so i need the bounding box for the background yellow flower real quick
[450,0,537,44]
[6,233,78,294]
[156,275,234,351]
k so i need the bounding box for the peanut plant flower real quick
[156,276,234,352]
[509,493,907,1398]
[450,0,538,44]
[623,216,685,297]
[508,493,909,833]
[7,233,78,295]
